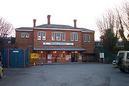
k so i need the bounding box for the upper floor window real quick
[37,31,46,40]
[71,32,78,41]
[62,32,65,41]
[52,32,65,41]
[83,34,90,42]
[21,32,29,38]
[56,33,61,41]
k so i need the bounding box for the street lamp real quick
[41,51,44,64]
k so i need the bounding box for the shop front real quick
[32,47,85,64]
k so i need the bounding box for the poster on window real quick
[66,55,71,60]
[79,55,82,60]
[48,54,52,59]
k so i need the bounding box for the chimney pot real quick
[47,15,51,24]
[33,19,36,27]
[74,19,77,28]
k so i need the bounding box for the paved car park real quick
[0,63,129,86]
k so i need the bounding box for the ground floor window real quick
[30,51,83,64]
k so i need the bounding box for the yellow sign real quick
[30,53,40,59]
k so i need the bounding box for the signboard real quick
[13,51,19,53]
[43,42,74,46]
[100,53,104,58]
[30,53,39,59]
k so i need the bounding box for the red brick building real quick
[16,15,95,63]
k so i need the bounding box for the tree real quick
[0,17,14,37]
[97,1,129,51]
[0,17,14,48]
[115,1,129,50]
[97,10,118,52]
[96,10,119,63]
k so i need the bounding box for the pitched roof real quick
[80,28,94,32]
[15,27,33,31]
[16,24,94,32]
[36,24,74,29]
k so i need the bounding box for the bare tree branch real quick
[96,10,116,36]
[0,17,14,37]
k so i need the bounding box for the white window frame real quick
[26,33,29,38]
[56,32,61,41]
[52,32,65,41]
[71,32,74,41]
[37,31,46,40]
[21,32,29,38]
[83,34,90,42]
[62,32,66,41]
[21,33,25,38]
[52,32,55,41]
[41,32,46,40]
[71,32,78,41]
[37,32,41,40]
[74,32,78,41]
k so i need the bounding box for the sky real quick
[0,0,124,40]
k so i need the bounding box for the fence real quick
[1,48,29,68]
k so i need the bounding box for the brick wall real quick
[82,32,95,54]
[33,29,82,49]
[16,29,95,54]
[16,31,33,49]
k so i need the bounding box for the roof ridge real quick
[36,24,74,28]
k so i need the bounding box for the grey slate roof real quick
[16,24,94,32]
[36,24,74,29]
[80,28,94,32]
[16,27,33,31]
[16,27,33,29]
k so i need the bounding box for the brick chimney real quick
[47,15,51,25]
[33,19,36,27]
[73,19,77,28]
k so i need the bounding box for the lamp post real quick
[41,51,43,64]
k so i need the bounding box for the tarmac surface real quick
[0,63,129,86]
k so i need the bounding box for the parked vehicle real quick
[0,64,3,79]
[116,51,129,73]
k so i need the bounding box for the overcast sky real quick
[0,0,124,40]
